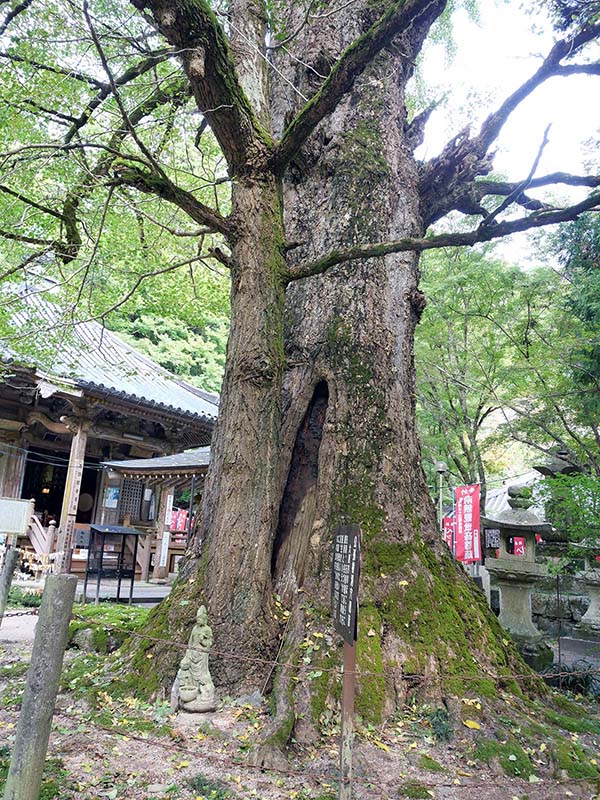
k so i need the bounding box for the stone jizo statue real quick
[173,605,217,712]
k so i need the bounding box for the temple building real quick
[0,307,217,576]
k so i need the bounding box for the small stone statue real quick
[173,605,217,712]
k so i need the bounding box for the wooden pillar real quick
[152,486,173,581]
[0,442,26,499]
[54,421,89,574]
[139,534,152,583]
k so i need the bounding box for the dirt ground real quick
[0,613,598,800]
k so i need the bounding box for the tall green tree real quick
[416,248,544,508]
[2,0,600,754]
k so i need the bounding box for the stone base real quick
[514,637,554,671]
[572,622,600,642]
[179,697,218,713]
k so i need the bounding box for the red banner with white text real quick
[454,484,481,563]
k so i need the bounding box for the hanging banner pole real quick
[331,524,361,800]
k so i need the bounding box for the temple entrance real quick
[21,447,99,526]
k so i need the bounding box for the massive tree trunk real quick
[132,0,528,746]
[258,3,523,743]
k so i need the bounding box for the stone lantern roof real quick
[482,484,553,535]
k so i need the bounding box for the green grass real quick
[398,781,433,799]
[7,587,42,607]
[189,773,232,799]
[0,662,29,679]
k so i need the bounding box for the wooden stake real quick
[339,639,356,800]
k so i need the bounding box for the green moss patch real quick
[119,576,206,699]
[68,602,149,653]
[398,780,434,798]
[544,708,600,735]
[418,753,446,773]
[378,538,518,698]
[363,541,412,576]
[473,737,534,777]
[356,606,386,725]
[552,742,600,780]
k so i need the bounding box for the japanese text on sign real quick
[331,525,361,644]
[454,484,481,564]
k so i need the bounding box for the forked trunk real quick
[136,0,530,743]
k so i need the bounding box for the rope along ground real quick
[70,612,600,687]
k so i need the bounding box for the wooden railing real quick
[27,513,55,555]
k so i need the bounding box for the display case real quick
[83,524,142,604]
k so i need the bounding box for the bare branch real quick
[480,123,551,227]
[0,229,57,247]
[420,22,600,225]
[64,47,174,143]
[0,50,106,88]
[273,0,446,170]
[288,192,600,282]
[0,184,68,222]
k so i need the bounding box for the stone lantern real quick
[574,539,600,639]
[483,484,553,669]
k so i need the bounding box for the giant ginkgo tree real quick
[2,0,600,752]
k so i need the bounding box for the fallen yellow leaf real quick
[374,740,389,751]
[462,719,481,730]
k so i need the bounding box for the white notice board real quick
[0,497,31,535]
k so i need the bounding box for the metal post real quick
[3,573,77,800]
[339,640,356,800]
[0,549,20,626]
[129,535,139,604]
[556,573,562,688]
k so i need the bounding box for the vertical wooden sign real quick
[331,524,361,800]
[55,421,89,573]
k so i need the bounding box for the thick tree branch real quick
[420,22,600,225]
[129,0,271,171]
[112,164,232,237]
[287,192,600,282]
[273,0,446,170]
[477,24,600,151]
[0,0,34,36]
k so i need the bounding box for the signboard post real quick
[331,524,361,800]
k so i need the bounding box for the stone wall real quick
[531,575,590,636]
